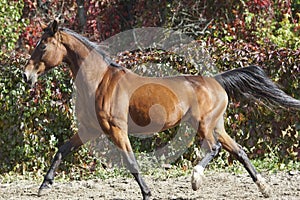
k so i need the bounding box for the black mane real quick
[60,27,122,68]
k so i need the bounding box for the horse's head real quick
[23,20,67,86]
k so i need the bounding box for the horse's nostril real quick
[23,73,28,82]
[23,73,33,85]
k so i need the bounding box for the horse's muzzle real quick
[23,73,32,85]
[23,72,37,87]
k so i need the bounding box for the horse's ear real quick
[41,20,59,35]
[49,20,59,35]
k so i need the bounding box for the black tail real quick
[214,65,300,109]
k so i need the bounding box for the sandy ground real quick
[0,171,299,200]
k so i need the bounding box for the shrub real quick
[0,55,76,173]
[0,0,27,56]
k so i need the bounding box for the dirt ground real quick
[0,171,299,200]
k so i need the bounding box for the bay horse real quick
[23,20,300,199]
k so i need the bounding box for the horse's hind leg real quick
[191,137,222,191]
[191,121,222,191]
[215,117,271,198]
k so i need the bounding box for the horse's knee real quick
[233,146,247,162]
[212,141,222,155]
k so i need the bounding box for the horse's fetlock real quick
[44,173,54,184]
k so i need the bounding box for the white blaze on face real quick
[24,61,39,87]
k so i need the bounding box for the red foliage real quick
[21,0,78,51]
[21,19,44,51]
[248,0,272,10]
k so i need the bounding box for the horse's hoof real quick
[143,195,151,200]
[256,174,272,198]
[142,191,151,200]
[191,166,205,191]
[38,182,52,197]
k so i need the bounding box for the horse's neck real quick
[62,33,108,94]
[74,51,108,93]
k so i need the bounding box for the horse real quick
[23,20,300,199]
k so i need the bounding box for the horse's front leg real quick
[38,133,83,196]
[108,125,151,200]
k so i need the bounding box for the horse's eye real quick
[40,43,46,50]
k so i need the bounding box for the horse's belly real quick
[128,83,184,134]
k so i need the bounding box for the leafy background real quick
[0,0,299,176]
